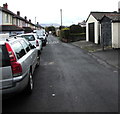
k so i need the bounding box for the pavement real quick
[71,40,120,70]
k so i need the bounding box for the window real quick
[21,35,35,41]
[0,45,11,67]
[5,13,8,23]
[12,42,26,59]
[20,40,30,52]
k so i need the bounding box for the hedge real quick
[60,27,86,42]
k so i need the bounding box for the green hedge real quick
[60,29,70,39]
[60,27,86,42]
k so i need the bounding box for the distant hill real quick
[40,23,60,27]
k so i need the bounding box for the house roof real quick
[0,6,36,26]
[78,20,86,25]
[1,25,24,31]
[0,6,15,16]
[86,11,119,22]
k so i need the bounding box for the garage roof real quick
[86,11,119,22]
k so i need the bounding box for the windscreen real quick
[21,35,35,41]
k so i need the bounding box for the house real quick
[78,20,86,27]
[0,3,39,35]
[0,3,24,35]
[86,11,119,46]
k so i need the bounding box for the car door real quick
[22,39,37,74]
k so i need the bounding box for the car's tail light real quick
[5,43,22,77]
[36,40,39,47]
[11,62,22,77]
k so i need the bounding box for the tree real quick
[46,26,55,32]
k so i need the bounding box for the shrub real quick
[70,25,82,33]
[60,28,70,40]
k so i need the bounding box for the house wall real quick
[86,15,100,44]
[22,20,26,27]
[2,12,13,25]
[112,22,120,48]
[13,18,16,25]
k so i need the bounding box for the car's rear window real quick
[12,41,26,59]
[0,45,11,67]
[21,35,35,41]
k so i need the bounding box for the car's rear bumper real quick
[1,73,29,99]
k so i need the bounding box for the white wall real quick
[112,23,120,48]
[86,15,100,44]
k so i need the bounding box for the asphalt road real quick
[3,35,118,112]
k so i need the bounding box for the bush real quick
[60,28,70,41]
[70,25,82,33]
[59,26,86,42]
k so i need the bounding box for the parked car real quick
[33,30,47,46]
[0,37,40,98]
[17,33,42,56]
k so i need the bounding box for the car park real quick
[0,37,40,98]
[17,33,42,56]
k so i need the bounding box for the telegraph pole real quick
[35,17,36,24]
[60,9,62,27]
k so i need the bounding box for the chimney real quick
[24,16,27,20]
[17,11,20,16]
[29,19,31,23]
[37,22,39,25]
[3,3,8,9]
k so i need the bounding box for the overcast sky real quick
[0,0,119,26]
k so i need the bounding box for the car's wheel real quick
[26,72,33,95]
[44,42,46,46]
[41,46,43,50]
[36,57,40,67]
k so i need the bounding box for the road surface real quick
[3,35,118,112]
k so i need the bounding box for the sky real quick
[0,0,119,26]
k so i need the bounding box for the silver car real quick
[0,37,39,98]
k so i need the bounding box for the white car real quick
[17,33,42,56]
[33,29,47,46]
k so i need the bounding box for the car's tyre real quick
[26,72,33,95]
[41,46,43,50]
[44,42,46,46]
[36,57,40,67]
